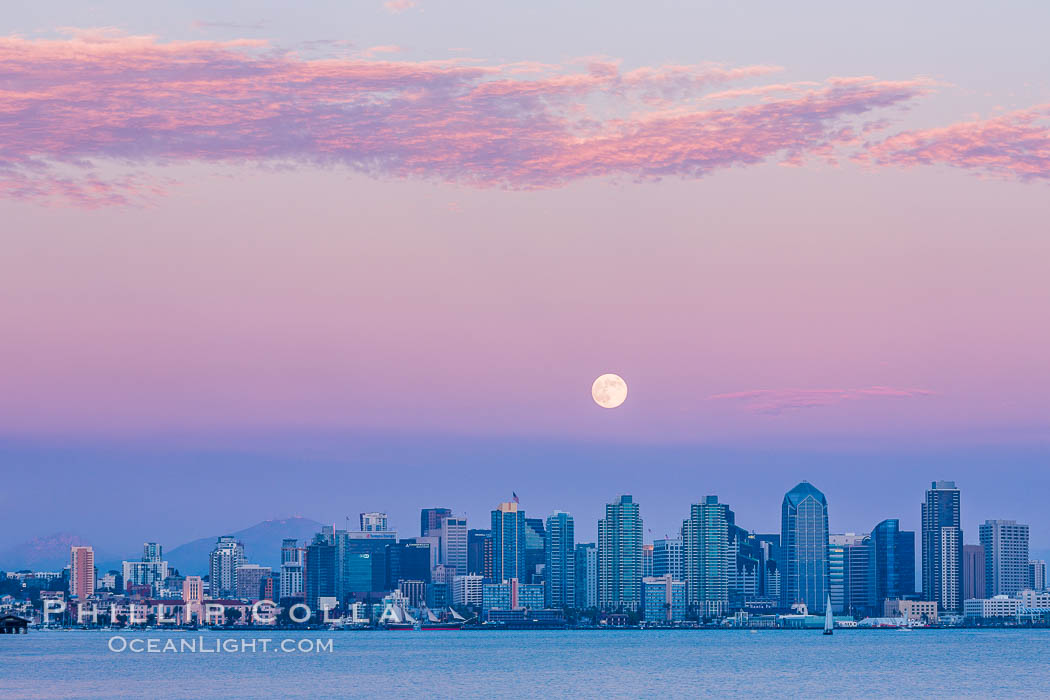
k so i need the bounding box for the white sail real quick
[426,608,440,623]
[402,608,418,625]
[448,608,466,622]
[823,595,834,634]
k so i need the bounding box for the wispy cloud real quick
[191,20,266,30]
[863,105,1050,181]
[709,386,936,415]
[0,31,937,206]
[383,0,417,14]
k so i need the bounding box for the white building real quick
[979,520,1030,597]
[884,599,938,623]
[359,512,389,532]
[452,574,484,606]
[1016,589,1050,608]
[963,595,1020,619]
[122,560,169,592]
[208,536,245,598]
[441,517,468,576]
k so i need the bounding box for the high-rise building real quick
[359,512,389,532]
[421,508,452,539]
[327,527,393,597]
[751,534,782,601]
[829,534,875,616]
[70,546,95,599]
[440,517,468,575]
[303,534,336,611]
[728,520,760,608]
[208,536,245,598]
[642,544,654,578]
[575,543,598,609]
[683,496,729,617]
[235,564,271,599]
[467,529,493,579]
[653,538,684,582]
[1030,560,1047,591]
[524,517,547,584]
[922,481,963,613]
[491,501,526,582]
[386,541,432,587]
[871,519,915,607]
[142,542,162,563]
[979,520,1030,597]
[280,538,304,600]
[782,481,830,613]
[598,494,643,611]
[545,511,575,609]
[962,544,985,601]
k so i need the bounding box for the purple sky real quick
[1,2,1048,557]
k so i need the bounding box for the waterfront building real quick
[182,575,203,604]
[642,575,687,623]
[452,574,484,606]
[70,546,95,599]
[440,517,469,575]
[386,541,432,588]
[1030,560,1047,591]
[963,595,1020,620]
[921,480,963,613]
[398,580,426,607]
[682,495,729,617]
[467,529,493,579]
[782,482,830,613]
[1017,589,1050,608]
[524,517,547,584]
[492,501,527,582]
[884,599,938,623]
[359,512,389,532]
[279,539,304,600]
[303,534,336,611]
[235,564,271,599]
[979,520,1030,597]
[963,544,986,601]
[598,495,644,611]
[575,543,598,609]
[208,536,245,598]
[482,581,512,613]
[653,538,683,581]
[545,511,575,609]
[871,519,915,607]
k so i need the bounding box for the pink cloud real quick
[863,105,1050,181]
[709,386,935,415]
[383,0,417,13]
[0,31,936,206]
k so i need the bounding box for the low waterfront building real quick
[883,599,938,623]
[642,575,686,623]
[963,595,1020,620]
[452,574,484,606]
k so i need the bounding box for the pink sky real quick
[0,28,1048,447]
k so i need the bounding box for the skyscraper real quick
[653,538,684,581]
[524,517,547,584]
[922,480,963,613]
[962,544,986,601]
[575,543,598,609]
[682,496,729,617]
[421,508,452,539]
[545,511,575,609]
[142,542,162,563]
[782,481,830,613]
[70,545,95,599]
[280,538,304,600]
[1030,560,1047,591]
[642,544,654,578]
[208,536,244,598]
[303,534,336,611]
[598,494,643,611]
[467,529,493,579]
[829,533,875,616]
[979,519,1030,597]
[870,519,915,606]
[491,501,526,582]
[359,512,389,532]
[385,541,432,587]
[441,517,469,575]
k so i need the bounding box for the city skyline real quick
[3,2,1049,581]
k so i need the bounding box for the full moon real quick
[591,373,628,409]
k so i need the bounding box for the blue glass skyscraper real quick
[491,501,526,582]
[871,518,915,606]
[782,481,830,613]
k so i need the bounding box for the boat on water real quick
[419,607,471,631]
[823,595,834,635]
[380,603,418,631]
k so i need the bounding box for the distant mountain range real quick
[0,517,325,575]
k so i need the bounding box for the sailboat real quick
[420,606,470,630]
[823,595,834,635]
[381,603,417,631]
